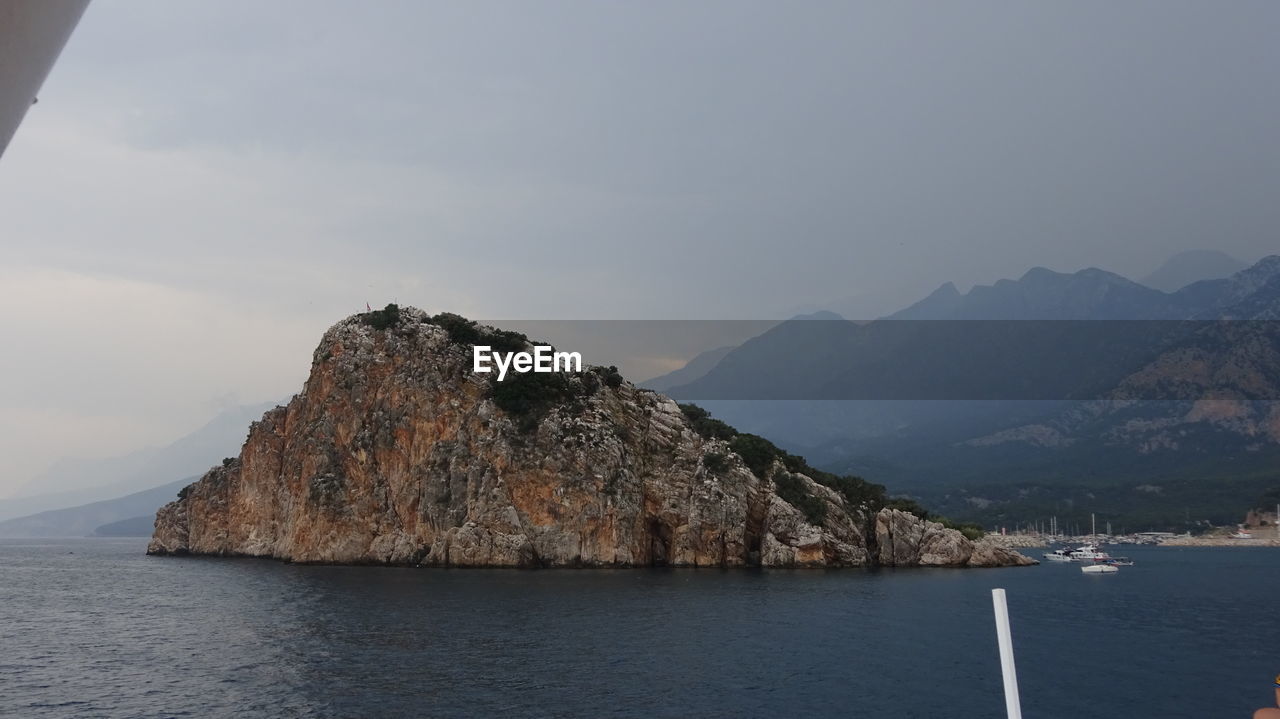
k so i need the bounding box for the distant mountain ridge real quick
[93,515,156,537]
[0,478,189,537]
[0,402,277,522]
[646,250,1262,392]
[652,254,1280,403]
[888,253,1273,322]
[641,345,736,393]
[649,253,1277,404]
[1185,255,1280,318]
[1141,249,1248,293]
[671,254,1280,404]
[658,254,1280,529]
[891,266,1174,320]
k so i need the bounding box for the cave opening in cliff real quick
[647,519,673,567]
[744,530,762,567]
[743,493,767,566]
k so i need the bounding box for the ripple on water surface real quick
[2,538,1278,718]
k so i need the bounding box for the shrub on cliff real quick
[490,371,582,420]
[598,365,624,388]
[820,474,886,511]
[362,303,401,330]
[683,405,880,516]
[728,434,779,477]
[726,431,887,510]
[884,497,930,520]
[773,469,827,526]
[679,403,738,441]
[702,451,729,474]
[429,312,528,354]
[884,495,985,539]
[936,516,985,541]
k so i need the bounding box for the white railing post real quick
[991,588,1023,719]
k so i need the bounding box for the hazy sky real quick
[1,0,1277,496]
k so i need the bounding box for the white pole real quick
[991,588,1023,719]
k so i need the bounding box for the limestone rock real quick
[967,538,1039,567]
[148,308,1033,570]
[875,508,1037,567]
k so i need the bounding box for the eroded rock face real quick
[148,308,1033,569]
[966,538,1039,568]
[874,509,1036,568]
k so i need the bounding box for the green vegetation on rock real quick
[680,402,894,523]
[428,312,529,354]
[773,469,827,525]
[361,303,402,330]
[702,451,729,474]
[885,496,985,539]
[490,371,581,417]
[678,403,737,441]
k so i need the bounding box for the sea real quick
[1,538,1277,718]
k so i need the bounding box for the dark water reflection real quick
[2,538,1277,718]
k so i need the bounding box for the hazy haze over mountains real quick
[1140,250,1248,293]
[641,346,736,393]
[0,402,273,519]
[653,249,1272,390]
[0,478,189,538]
[671,255,1280,405]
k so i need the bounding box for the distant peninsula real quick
[148,306,1033,569]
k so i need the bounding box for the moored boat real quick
[1082,564,1118,574]
[1069,543,1111,562]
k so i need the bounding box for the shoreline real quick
[1159,536,1280,547]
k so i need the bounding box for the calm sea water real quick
[1,538,1277,718]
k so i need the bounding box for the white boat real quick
[1068,543,1111,562]
[1042,548,1074,562]
[1231,530,1254,539]
[1082,564,1118,574]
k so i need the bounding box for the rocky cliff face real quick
[149,308,1032,569]
[874,509,1034,567]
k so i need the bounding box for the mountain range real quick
[653,250,1280,530]
[889,254,1274,321]
[643,345,736,393]
[0,402,276,528]
[1140,249,1248,293]
[0,478,190,538]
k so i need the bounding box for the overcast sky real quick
[1,0,1277,496]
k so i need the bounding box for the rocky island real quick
[149,306,1033,569]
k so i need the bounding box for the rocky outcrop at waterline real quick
[874,509,1035,567]
[148,307,1033,569]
